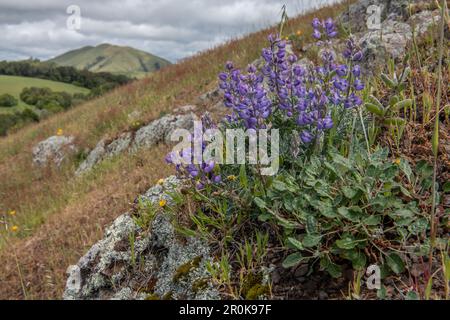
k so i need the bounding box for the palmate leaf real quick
[343,249,367,270]
[320,256,342,278]
[381,73,397,89]
[287,237,304,250]
[302,234,321,248]
[282,252,306,268]
[365,102,385,116]
[386,252,405,274]
[389,99,413,112]
[342,186,358,199]
[335,236,359,250]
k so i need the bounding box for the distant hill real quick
[48,44,171,78]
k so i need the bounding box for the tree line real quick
[0,59,131,96]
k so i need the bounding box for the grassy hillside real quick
[49,44,171,78]
[0,2,353,299]
[5,0,447,300]
[0,75,89,114]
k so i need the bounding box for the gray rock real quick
[63,176,219,300]
[343,1,444,74]
[133,113,196,148]
[32,135,78,167]
[197,88,220,105]
[76,113,196,175]
[174,105,197,113]
[339,0,423,33]
[410,10,441,36]
[75,139,107,175]
[359,19,412,65]
[105,132,132,157]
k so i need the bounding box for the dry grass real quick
[0,1,354,299]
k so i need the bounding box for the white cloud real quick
[0,0,341,62]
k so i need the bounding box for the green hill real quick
[0,75,89,114]
[48,43,171,78]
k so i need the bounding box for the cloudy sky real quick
[0,0,340,62]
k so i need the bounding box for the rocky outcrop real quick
[339,0,444,72]
[76,113,197,175]
[339,0,422,33]
[32,135,78,167]
[64,176,219,300]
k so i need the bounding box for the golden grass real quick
[0,1,354,299]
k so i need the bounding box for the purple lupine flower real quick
[336,64,348,77]
[352,65,361,77]
[312,18,322,29]
[219,72,228,81]
[165,152,174,164]
[313,29,322,39]
[204,160,215,173]
[318,115,334,130]
[214,17,364,158]
[354,79,365,91]
[352,51,363,62]
[300,130,314,143]
[196,182,205,190]
[213,175,222,183]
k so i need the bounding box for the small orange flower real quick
[159,199,167,207]
[56,128,63,136]
[394,158,401,165]
[11,225,19,232]
[296,30,303,36]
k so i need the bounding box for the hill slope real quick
[0,1,354,299]
[9,0,449,300]
[0,75,89,113]
[48,44,171,78]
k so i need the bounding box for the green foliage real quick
[254,146,426,277]
[0,59,131,90]
[0,113,18,136]
[365,55,414,145]
[0,93,18,107]
[0,108,39,136]
[20,87,72,112]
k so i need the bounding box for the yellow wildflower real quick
[9,210,16,216]
[157,179,164,185]
[56,128,63,136]
[296,30,302,36]
[394,158,401,165]
[159,199,167,207]
[11,225,19,232]
[227,175,237,181]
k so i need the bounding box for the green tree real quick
[0,93,18,107]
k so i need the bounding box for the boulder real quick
[76,113,196,175]
[75,139,107,175]
[63,176,219,300]
[339,0,424,33]
[32,135,77,167]
[133,113,196,149]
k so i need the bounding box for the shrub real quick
[0,93,18,107]
[20,108,40,122]
[0,113,18,136]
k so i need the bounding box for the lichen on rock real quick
[63,176,219,300]
[32,135,78,167]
